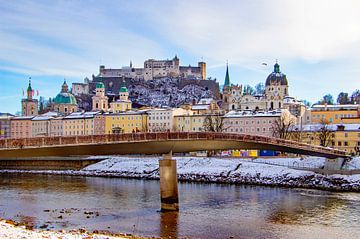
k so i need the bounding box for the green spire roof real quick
[96,82,105,89]
[224,63,230,87]
[274,62,280,73]
[27,80,32,92]
[119,79,128,93]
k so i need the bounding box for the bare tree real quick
[203,114,225,132]
[271,110,297,139]
[317,119,335,147]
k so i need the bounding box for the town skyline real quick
[1,0,360,114]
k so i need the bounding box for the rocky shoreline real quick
[0,217,147,239]
[1,156,360,192]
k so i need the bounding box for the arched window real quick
[270,102,274,109]
[279,102,281,108]
[232,104,235,110]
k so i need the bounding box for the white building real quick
[147,108,190,132]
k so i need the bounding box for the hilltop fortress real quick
[97,55,206,81]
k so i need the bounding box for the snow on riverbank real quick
[0,218,135,239]
[82,156,360,191]
[1,156,360,192]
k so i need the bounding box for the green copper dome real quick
[54,80,77,105]
[96,82,105,89]
[54,92,77,105]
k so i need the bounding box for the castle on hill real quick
[97,55,206,81]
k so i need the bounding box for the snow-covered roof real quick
[293,123,360,132]
[10,116,34,120]
[311,104,359,111]
[63,112,95,119]
[105,111,146,116]
[192,104,210,110]
[32,116,54,121]
[198,98,214,104]
[224,110,282,118]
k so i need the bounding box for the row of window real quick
[224,120,273,125]
[224,127,271,133]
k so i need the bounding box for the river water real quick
[0,173,359,239]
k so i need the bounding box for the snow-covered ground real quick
[81,156,360,191]
[1,156,360,191]
[0,219,132,239]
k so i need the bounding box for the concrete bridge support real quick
[159,151,179,211]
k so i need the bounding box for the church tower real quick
[265,61,289,110]
[110,79,132,113]
[92,82,109,112]
[222,63,235,111]
[21,80,38,116]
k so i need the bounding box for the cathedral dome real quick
[54,81,77,105]
[265,62,288,86]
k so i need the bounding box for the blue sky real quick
[1,0,360,114]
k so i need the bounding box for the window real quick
[344,141,348,146]
[338,141,342,146]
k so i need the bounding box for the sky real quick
[0,0,360,114]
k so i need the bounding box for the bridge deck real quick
[0,132,348,159]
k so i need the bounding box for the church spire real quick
[274,60,280,73]
[224,62,230,87]
[27,78,33,100]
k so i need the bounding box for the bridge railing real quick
[0,132,347,156]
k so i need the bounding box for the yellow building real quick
[295,124,360,155]
[310,104,359,124]
[175,114,207,132]
[104,111,148,134]
[110,80,132,113]
[63,112,97,136]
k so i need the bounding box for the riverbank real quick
[1,156,360,192]
[0,218,145,239]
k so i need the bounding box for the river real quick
[0,173,359,238]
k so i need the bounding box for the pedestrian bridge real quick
[0,132,347,159]
[0,132,349,211]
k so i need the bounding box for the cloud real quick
[139,0,360,66]
[0,1,165,78]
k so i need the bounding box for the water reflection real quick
[160,211,178,238]
[0,173,359,238]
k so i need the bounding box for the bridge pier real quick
[159,151,179,211]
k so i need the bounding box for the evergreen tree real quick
[336,92,350,104]
[254,83,265,95]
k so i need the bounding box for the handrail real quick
[0,132,347,157]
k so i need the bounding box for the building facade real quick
[104,111,148,134]
[109,81,131,113]
[223,109,294,137]
[310,104,359,124]
[294,124,360,155]
[92,82,109,112]
[0,113,13,139]
[63,112,96,136]
[10,116,33,139]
